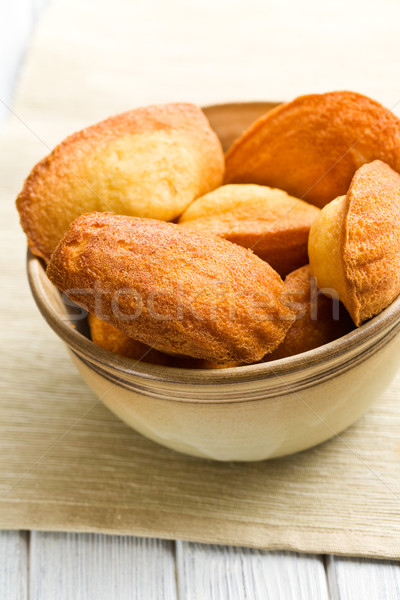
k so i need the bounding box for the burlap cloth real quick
[1,0,400,559]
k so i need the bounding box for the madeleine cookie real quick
[17,103,224,262]
[47,212,295,365]
[179,184,320,276]
[266,265,354,360]
[89,313,240,368]
[89,314,240,369]
[225,91,400,208]
[308,160,400,326]
[88,313,171,366]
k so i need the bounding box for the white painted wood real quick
[176,542,329,600]
[0,531,28,600]
[327,556,400,600]
[30,532,177,600]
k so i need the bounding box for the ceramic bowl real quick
[27,102,400,462]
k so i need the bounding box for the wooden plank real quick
[30,532,177,600]
[176,542,329,600]
[327,555,400,600]
[0,531,28,600]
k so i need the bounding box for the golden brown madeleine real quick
[179,184,320,277]
[47,212,295,365]
[89,313,240,368]
[309,160,400,326]
[88,313,171,366]
[17,103,224,262]
[266,265,354,360]
[225,91,400,208]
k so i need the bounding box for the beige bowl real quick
[27,102,400,462]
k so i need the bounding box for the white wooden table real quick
[2,2,400,598]
[1,532,400,599]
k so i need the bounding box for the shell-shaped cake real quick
[17,103,224,262]
[88,313,171,366]
[225,91,400,208]
[47,212,295,365]
[179,184,319,276]
[266,265,354,360]
[309,160,400,326]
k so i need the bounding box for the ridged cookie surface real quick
[225,91,400,208]
[17,103,224,262]
[179,184,319,276]
[266,265,353,360]
[88,313,240,369]
[47,213,295,365]
[88,313,171,366]
[309,160,400,325]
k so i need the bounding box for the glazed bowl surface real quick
[27,102,400,461]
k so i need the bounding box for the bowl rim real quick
[24,98,400,388]
[27,248,400,386]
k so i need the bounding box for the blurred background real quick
[2,0,400,137]
[0,0,48,126]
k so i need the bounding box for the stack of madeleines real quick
[17,92,400,368]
